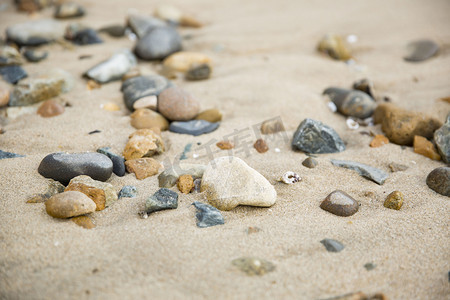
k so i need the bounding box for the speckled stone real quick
[426,167,450,197]
[118,185,137,199]
[158,87,200,121]
[231,257,275,276]
[192,201,224,228]
[97,147,126,177]
[320,190,359,217]
[0,150,25,159]
[434,118,450,163]
[320,239,345,252]
[323,87,376,119]
[122,129,165,160]
[45,191,96,219]
[384,191,404,210]
[145,188,178,214]
[37,100,65,118]
[134,26,182,60]
[177,174,194,194]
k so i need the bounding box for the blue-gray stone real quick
[320,238,344,253]
[145,188,178,214]
[38,152,113,185]
[0,150,25,159]
[192,201,224,228]
[97,147,126,177]
[180,143,192,160]
[118,185,137,199]
[434,118,450,163]
[404,39,439,62]
[72,29,103,45]
[292,118,345,154]
[323,87,376,119]
[23,49,48,63]
[121,75,172,111]
[330,159,388,185]
[0,66,27,84]
[169,120,219,136]
[127,14,167,39]
[134,26,182,60]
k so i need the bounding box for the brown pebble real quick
[71,215,96,229]
[125,158,161,180]
[157,87,200,121]
[413,135,441,160]
[320,190,359,217]
[216,141,234,150]
[370,134,389,148]
[87,80,101,90]
[302,157,318,168]
[180,15,203,28]
[384,191,404,210]
[26,194,48,203]
[0,89,9,107]
[195,108,222,123]
[37,100,65,118]
[177,174,194,194]
[130,108,169,131]
[260,118,285,134]
[254,139,268,153]
[388,162,408,172]
[440,96,450,103]
[45,191,96,219]
[102,103,120,111]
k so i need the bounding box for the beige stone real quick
[125,158,161,180]
[413,135,441,160]
[45,191,96,219]
[132,95,157,111]
[0,89,9,107]
[123,129,165,160]
[157,87,200,121]
[130,108,169,131]
[163,52,211,73]
[177,174,194,194]
[195,109,222,123]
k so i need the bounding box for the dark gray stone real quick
[23,49,48,63]
[98,25,126,37]
[118,185,137,199]
[330,159,388,185]
[72,29,103,45]
[323,87,376,119]
[0,66,27,84]
[302,157,318,168]
[38,152,113,185]
[292,118,345,154]
[364,262,376,271]
[134,26,182,60]
[0,150,25,159]
[320,190,359,217]
[127,14,167,39]
[6,19,65,46]
[320,238,345,252]
[169,120,220,136]
[434,119,450,163]
[121,75,171,111]
[426,167,450,197]
[186,64,211,81]
[85,50,136,84]
[54,2,85,19]
[145,188,178,214]
[192,201,224,228]
[404,39,439,62]
[97,147,126,177]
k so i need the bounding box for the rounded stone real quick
[320,190,358,217]
[169,120,219,136]
[186,63,211,81]
[6,19,65,46]
[38,152,113,185]
[302,157,318,168]
[54,2,85,19]
[130,108,169,131]
[195,109,222,123]
[317,34,352,61]
[158,87,200,121]
[132,95,157,110]
[37,100,65,118]
[163,52,211,73]
[23,49,48,63]
[254,139,268,153]
[177,174,194,194]
[404,39,439,62]
[384,191,404,210]
[134,26,182,60]
[426,167,450,197]
[121,75,171,111]
[45,191,96,219]
[323,87,376,119]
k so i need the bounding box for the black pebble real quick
[97,147,126,177]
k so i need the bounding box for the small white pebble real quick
[327,101,337,112]
[347,34,358,43]
[126,29,137,41]
[346,118,359,130]
[54,241,60,247]
[411,161,416,165]
[274,148,281,153]
[345,59,356,65]
[193,153,199,159]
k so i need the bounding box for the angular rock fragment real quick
[331,159,388,185]
[192,201,224,228]
[146,188,178,214]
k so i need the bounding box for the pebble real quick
[186,63,211,81]
[122,129,165,160]
[72,29,103,45]
[37,100,65,118]
[388,162,408,172]
[134,26,182,60]
[254,138,269,153]
[71,216,95,229]
[323,87,376,119]
[373,103,442,145]
[87,80,101,90]
[38,152,113,185]
[370,134,389,148]
[317,34,352,60]
[278,171,301,184]
[65,175,117,211]
[246,226,261,234]
[130,108,169,131]
[353,78,375,98]
[193,178,202,193]
[302,157,318,168]
[0,46,23,66]
[180,143,192,160]
[201,156,277,211]
[434,117,450,163]
[216,141,234,150]
[125,158,161,180]
[320,190,359,217]
[404,39,439,62]
[27,179,65,203]
[121,75,171,111]
[158,163,206,188]
[98,24,126,38]
[158,87,200,121]
[0,149,25,159]
[54,2,85,19]
[320,238,345,252]
[64,22,89,41]
[6,19,65,46]
[163,52,211,73]
[132,95,157,110]
[192,201,225,228]
[169,120,219,136]
[260,118,285,134]
[127,14,166,39]
[96,147,126,177]
[118,185,137,199]
[0,65,28,84]
[426,167,449,197]
[145,188,178,214]
[122,68,141,82]
[195,109,222,123]
[23,49,48,63]
[384,191,404,210]
[231,257,275,276]
[45,191,96,219]
[154,4,182,23]
[292,118,346,154]
[85,50,137,84]
[0,89,9,107]
[413,135,441,160]
[331,159,388,185]
[177,174,194,194]
[364,262,376,271]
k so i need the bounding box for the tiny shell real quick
[278,171,301,184]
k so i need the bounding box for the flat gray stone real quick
[192,201,224,228]
[0,66,27,84]
[121,75,172,111]
[118,185,137,199]
[6,19,65,46]
[0,150,25,159]
[85,50,136,83]
[169,120,219,136]
[134,26,182,60]
[330,159,388,185]
[320,238,345,252]
[404,39,439,62]
[145,188,178,214]
[127,14,167,39]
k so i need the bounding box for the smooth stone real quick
[38,152,113,185]
[121,75,172,111]
[64,22,89,40]
[0,66,27,84]
[177,174,194,194]
[195,109,222,123]
[192,201,224,228]
[97,24,126,37]
[85,50,136,84]
[353,78,375,98]
[364,262,377,271]
[292,118,345,154]
[254,138,269,153]
[130,108,169,131]
[154,4,183,23]
[158,87,200,121]
[404,39,439,62]
[4,106,38,119]
[231,257,275,276]
[260,118,285,134]
[23,49,48,63]
[37,100,65,118]
[127,14,166,39]
[6,19,65,46]
[388,162,408,172]
[54,2,85,19]
[317,34,352,60]
[384,191,404,210]
[434,118,450,163]
[27,179,65,203]
[145,188,178,214]
[122,129,165,160]
[45,191,96,218]
[373,103,442,145]
[134,26,182,60]
[72,29,103,45]
[118,185,137,199]
[97,147,126,177]
[158,163,206,188]
[162,52,211,73]
[413,135,441,160]
[323,87,376,119]
[71,216,95,229]
[370,134,389,148]
[426,167,450,197]
[186,63,211,81]
[0,46,23,66]
[216,141,234,150]
[201,156,277,211]
[125,158,161,180]
[169,120,219,136]
[320,190,359,217]
[122,68,141,82]
[320,238,345,252]
[302,157,318,168]
[0,150,25,159]
[132,95,157,111]
[331,159,388,185]
[65,175,118,211]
